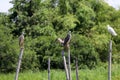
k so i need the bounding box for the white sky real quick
[0,0,120,13]
[0,0,13,13]
[105,0,120,10]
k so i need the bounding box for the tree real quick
[71,34,99,69]
[0,22,18,72]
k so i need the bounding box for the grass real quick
[0,64,120,80]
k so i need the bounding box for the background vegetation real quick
[0,64,120,80]
[0,0,120,73]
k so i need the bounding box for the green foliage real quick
[0,25,18,72]
[54,14,79,31]
[0,0,120,73]
[71,34,99,69]
[90,24,109,62]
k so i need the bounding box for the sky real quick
[0,0,13,13]
[105,0,120,10]
[0,0,120,13]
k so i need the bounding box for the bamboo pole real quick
[62,50,69,80]
[68,46,72,80]
[14,48,24,80]
[75,57,79,80]
[48,57,50,80]
[108,40,112,80]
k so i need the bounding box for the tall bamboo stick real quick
[68,46,72,80]
[14,48,24,80]
[48,57,50,80]
[75,57,79,80]
[108,40,112,80]
[62,50,69,80]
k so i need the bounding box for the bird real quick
[57,31,71,50]
[63,31,71,46]
[107,25,117,36]
[19,32,25,48]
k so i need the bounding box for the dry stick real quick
[75,57,79,80]
[62,50,69,80]
[68,46,72,80]
[48,57,50,80]
[108,40,112,80]
[14,48,24,80]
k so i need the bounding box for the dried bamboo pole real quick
[14,48,24,80]
[108,40,112,80]
[68,46,72,80]
[62,50,69,80]
[48,57,50,80]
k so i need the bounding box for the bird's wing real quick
[63,34,71,46]
[108,26,117,36]
[57,38,64,44]
[19,35,24,46]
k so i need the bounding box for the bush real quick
[71,34,99,69]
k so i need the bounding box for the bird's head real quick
[22,32,25,35]
[107,25,111,29]
[68,31,71,35]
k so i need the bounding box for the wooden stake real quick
[108,40,112,80]
[14,48,24,80]
[75,57,79,80]
[68,47,72,80]
[62,50,69,80]
[48,57,50,80]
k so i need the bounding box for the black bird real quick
[57,31,71,50]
